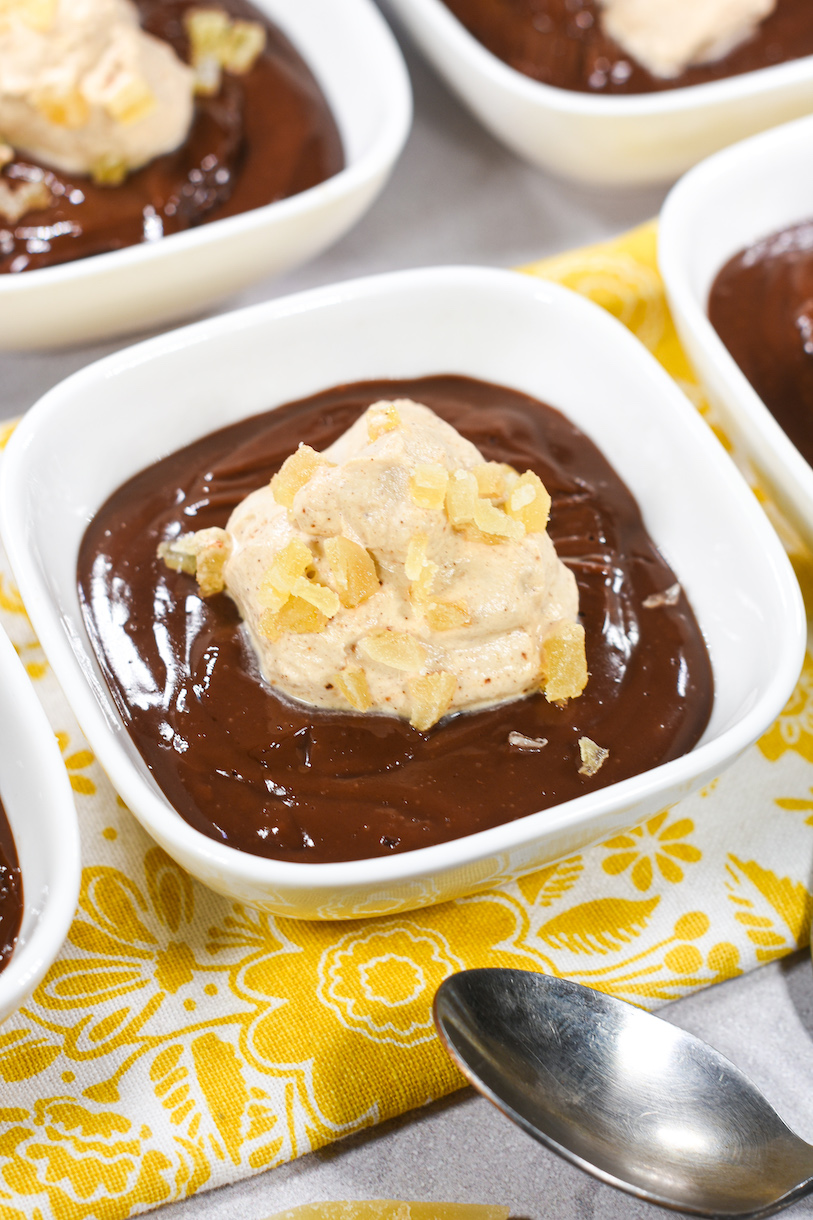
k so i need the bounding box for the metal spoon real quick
[433,969,813,1219]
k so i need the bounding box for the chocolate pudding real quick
[0,0,343,274]
[0,794,23,970]
[440,0,813,94]
[77,376,714,865]
[709,219,813,467]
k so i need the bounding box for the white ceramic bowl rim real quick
[0,626,80,1010]
[419,0,813,114]
[1,265,804,897]
[0,0,411,293]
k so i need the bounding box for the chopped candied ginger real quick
[643,582,681,609]
[508,731,548,751]
[334,666,372,712]
[324,536,379,608]
[32,87,89,129]
[409,463,448,510]
[473,461,518,500]
[445,469,478,527]
[91,153,128,186]
[367,401,402,441]
[472,496,524,543]
[265,1202,510,1220]
[290,575,340,619]
[184,7,266,95]
[259,596,326,640]
[104,76,156,126]
[405,534,437,601]
[424,599,471,631]
[540,619,588,704]
[360,630,427,672]
[0,177,52,222]
[158,527,232,597]
[271,444,331,509]
[408,671,457,730]
[258,538,313,612]
[579,736,609,777]
[506,471,551,534]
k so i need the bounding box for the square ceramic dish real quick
[0,0,411,350]
[0,624,80,1024]
[659,113,813,552]
[385,0,813,186]
[0,267,804,919]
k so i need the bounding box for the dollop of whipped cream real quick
[599,0,775,79]
[0,0,195,177]
[161,400,588,730]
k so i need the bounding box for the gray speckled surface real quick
[2,6,808,1218]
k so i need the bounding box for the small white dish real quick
[0,624,80,1025]
[0,266,804,919]
[385,0,813,185]
[659,113,813,552]
[0,0,411,350]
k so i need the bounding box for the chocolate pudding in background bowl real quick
[384,0,813,185]
[0,267,804,919]
[0,0,411,349]
[0,625,80,1025]
[659,112,813,555]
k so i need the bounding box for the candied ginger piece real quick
[405,534,437,601]
[472,496,524,543]
[324,536,379,608]
[424,600,471,631]
[184,7,266,93]
[258,538,313,611]
[265,1203,510,1220]
[270,444,331,509]
[33,87,89,129]
[104,76,156,126]
[409,463,449,510]
[259,596,326,640]
[473,461,518,500]
[579,736,609,777]
[360,630,427,672]
[367,401,402,440]
[445,469,478,527]
[506,471,551,534]
[4,0,58,31]
[541,620,588,703]
[334,666,372,712]
[0,177,52,222]
[508,731,548,751]
[290,575,340,619]
[158,527,231,597]
[408,671,457,731]
[643,582,681,609]
[91,153,128,186]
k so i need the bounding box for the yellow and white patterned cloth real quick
[2,220,813,1219]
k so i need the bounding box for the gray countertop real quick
[3,7,811,1218]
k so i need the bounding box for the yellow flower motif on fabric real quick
[0,1097,175,1220]
[601,812,701,892]
[726,856,812,960]
[758,652,813,763]
[56,731,96,796]
[318,925,464,1049]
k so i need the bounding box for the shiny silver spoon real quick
[433,969,813,1219]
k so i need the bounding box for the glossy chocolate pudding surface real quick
[709,220,813,467]
[0,794,23,970]
[78,376,714,864]
[440,0,813,93]
[0,0,344,274]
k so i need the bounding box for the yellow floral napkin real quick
[2,220,813,1220]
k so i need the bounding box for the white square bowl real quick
[659,113,813,552]
[385,0,813,186]
[0,625,80,1024]
[0,0,411,350]
[0,266,804,919]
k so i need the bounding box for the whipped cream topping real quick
[599,0,776,78]
[216,400,584,728]
[0,0,194,176]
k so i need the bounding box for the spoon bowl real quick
[434,969,813,1218]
